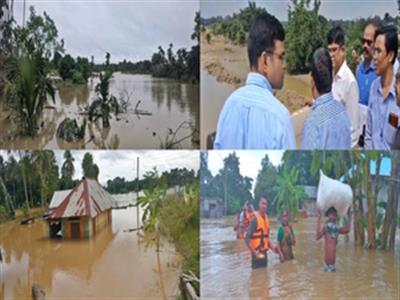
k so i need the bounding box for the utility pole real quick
[22,0,26,27]
[136,156,140,230]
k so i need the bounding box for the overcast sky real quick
[0,150,200,186]
[202,0,399,21]
[207,150,283,194]
[13,0,198,63]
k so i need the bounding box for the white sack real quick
[317,170,352,216]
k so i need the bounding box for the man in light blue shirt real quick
[365,25,399,150]
[213,13,295,149]
[301,48,351,149]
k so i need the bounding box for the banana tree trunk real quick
[365,154,376,249]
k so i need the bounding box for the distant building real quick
[201,197,223,218]
[302,185,318,216]
[46,177,117,239]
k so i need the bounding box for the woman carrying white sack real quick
[316,171,352,272]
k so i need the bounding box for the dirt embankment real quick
[201,30,311,113]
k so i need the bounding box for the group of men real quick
[213,12,400,150]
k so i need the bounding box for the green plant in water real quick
[88,69,120,128]
[137,168,167,251]
[7,51,55,136]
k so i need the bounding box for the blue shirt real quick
[365,77,400,150]
[213,72,295,149]
[301,92,351,150]
[356,60,377,106]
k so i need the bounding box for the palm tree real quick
[7,51,55,136]
[61,150,74,179]
[273,166,306,221]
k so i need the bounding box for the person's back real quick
[301,48,351,149]
[214,73,295,149]
[302,93,351,149]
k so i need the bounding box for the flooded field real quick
[0,206,181,299]
[0,73,199,149]
[201,217,399,299]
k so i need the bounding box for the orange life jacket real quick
[250,212,270,252]
[243,210,254,230]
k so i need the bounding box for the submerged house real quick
[47,177,117,239]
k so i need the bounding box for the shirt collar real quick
[361,59,375,73]
[312,92,333,110]
[246,72,273,93]
[377,76,396,101]
[336,60,348,79]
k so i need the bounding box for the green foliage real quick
[58,55,91,84]
[56,117,86,142]
[21,202,29,218]
[286,0,330,74]
[82,152,99,180]
[6,51,55,136]
[200,152,253,215]
[210,1,268,45]
[0,204,8,223]
[61,150,75,179]
[159,181,200,293]
[273,166,307,220]
[254,155,278,215]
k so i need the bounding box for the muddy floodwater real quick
[0,73,199,149]
[201,217,399,299]
[0,206,181,299]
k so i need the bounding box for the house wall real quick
[93,209,112,235]
[62,217,88,239]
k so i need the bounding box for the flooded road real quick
[201,217,399,299]
[0,73,199,149]
[0,206,181,299]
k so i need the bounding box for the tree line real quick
[97,12,200,83]
[202,0,400,74]
[200,150,400,250]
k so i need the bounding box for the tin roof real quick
[49,189,72,209]
[49,177,116,219]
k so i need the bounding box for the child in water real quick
[277,210,296,261]
[316,206,351,272]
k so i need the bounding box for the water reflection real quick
[0,207,181,299]
[0,73,199,149]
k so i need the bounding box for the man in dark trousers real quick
[245,195,283,269]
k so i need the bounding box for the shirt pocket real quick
[383,121,397,146]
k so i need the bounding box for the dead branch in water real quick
[32,283,46,300]
[160,121,198,149]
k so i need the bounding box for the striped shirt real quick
[301,92,351,149]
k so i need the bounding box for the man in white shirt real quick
[327,26,360,147]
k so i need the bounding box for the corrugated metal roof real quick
[49,178,117,219]
[49,189,72,209]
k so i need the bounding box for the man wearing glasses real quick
[365,25,399,150]
[356,22,380,145]
[327,26,360,148]
[213,13,295,149]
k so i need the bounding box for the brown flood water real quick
[201,217,399,299]
[0,206,181,299]
[0,73,199,149]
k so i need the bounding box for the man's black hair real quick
[325,206,337,217]
[375,25,398,64]
[327,26,345,47]
[247,12,285,68]
[310,48,333,95]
